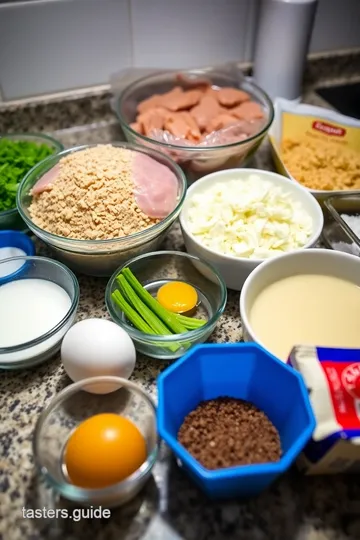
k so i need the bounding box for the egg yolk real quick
[157,281,198,314]
[64,413,147,489]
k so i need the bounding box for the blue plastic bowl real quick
[0,230,35,285]
[157,342,315,500]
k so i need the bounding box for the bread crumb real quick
[282,138,360,191]
[29,145,160,240]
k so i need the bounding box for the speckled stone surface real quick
[2,52,360,540]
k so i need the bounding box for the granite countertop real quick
[2,52,360,540]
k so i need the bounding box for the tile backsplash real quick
[0,0,132,100]
[310,0,360,52]
[131,0,253,68]
[0,0,360,101]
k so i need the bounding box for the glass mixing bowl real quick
[0,256,79,369]
[17,142,187,277]
[0,132,64,231]
[33,377,158,508]
[116,69,274,182]
[105,251,227,360]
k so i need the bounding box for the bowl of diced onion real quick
[179,168,324,290]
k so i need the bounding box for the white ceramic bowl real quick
[240,248,360,359]
[179,168,324,290]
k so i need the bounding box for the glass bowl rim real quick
[16,142,187,249]
[0,131,64,149]
[0,255,79,354]
[116,69,274,152]
[105,250,227,342]
[0,132,64,217]
[32,376,159,500]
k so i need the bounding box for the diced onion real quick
[186,174,313,259]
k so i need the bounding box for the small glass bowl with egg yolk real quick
[105,251,227,360]
[33,376,158,508]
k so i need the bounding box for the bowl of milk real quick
[0,256,79,369]
[240,248,360,363]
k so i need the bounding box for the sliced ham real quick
[163,89,203,112]
[190,94,220,132]
[217,87,250,107]
[31,164,60,195]
[137,94,163,114]
[132,153,178,219]
[137,107,168,135]
[206,113,238,133]
[231,102,264,121]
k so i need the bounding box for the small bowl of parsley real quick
[0,133,64,231]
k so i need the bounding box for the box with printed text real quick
[288,345,360,475]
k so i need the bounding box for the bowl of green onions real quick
[105,251,227,360]
[0,133,64,230]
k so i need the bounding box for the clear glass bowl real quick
[0,133,64,231]
[0,256,79,369]
[17,142,187,277]
[323,194,360,256]
[116,69,274,182]
[33,377,158,508]
[105,251,227,360]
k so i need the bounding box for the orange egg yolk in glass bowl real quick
[64,413,147,489]
[33,376,158,508]
[157,281,198,314]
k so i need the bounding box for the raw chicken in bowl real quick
[116,68,274,182]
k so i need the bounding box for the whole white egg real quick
[61,318,136,393]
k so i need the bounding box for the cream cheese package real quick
[288,345,360,475]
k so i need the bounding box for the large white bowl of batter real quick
[240,248,360,362]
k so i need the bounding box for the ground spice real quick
[29,145,160,241]
[177,396,281,470]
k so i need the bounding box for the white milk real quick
[0,247,26,277]
[0,279,72,364]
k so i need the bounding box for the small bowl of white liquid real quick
[0,256,79,369]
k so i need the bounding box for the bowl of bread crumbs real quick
[17,143,186,277]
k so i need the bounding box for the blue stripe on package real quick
[288,345,360,475]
